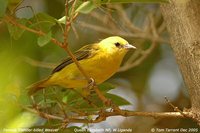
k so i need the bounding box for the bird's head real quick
[98,36,136,56]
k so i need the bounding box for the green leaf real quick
[100,0,169,3]
[62,95,68,103]
[75,1,98,14]
[57,16,66,24]
[37,31,52,47]
[98,82,115,93]
[0,0,8,17]
[30,13,56,33]
[105,93,131,106]
[7,18,28,40]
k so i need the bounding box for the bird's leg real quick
[85,78,95,94]
[76,78,95,106]
[82,77,97,97]
[80,78,95,97]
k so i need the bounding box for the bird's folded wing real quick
[52,44,98,74]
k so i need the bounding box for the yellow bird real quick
[28,36,136,95]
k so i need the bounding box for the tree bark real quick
[160,0,200,120]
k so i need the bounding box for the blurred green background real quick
[0,0,199,133]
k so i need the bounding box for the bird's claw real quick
[82,78,96,97]
[88,78,95,88]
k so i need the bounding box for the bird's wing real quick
[52,44,99,74]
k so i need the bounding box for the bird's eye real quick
[115,42,121,47]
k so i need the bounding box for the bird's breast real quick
[80,53,123,84]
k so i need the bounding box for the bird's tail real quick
[27,78,49,95]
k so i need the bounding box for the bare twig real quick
[164,97,200,125]
[114,5,142,33]
[158,21,166,34]
[164,96,188,117]
[22,105,191,124]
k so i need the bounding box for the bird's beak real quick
[124,44,136,49]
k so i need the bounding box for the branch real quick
[22,105,191,124]
[62,0,91,82]
[23,95,200,125]
[4,15,63,47]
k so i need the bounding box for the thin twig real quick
[62,0,91,82]
[164,97,200,126]
[164,96,188,117]
[114,5,142,33]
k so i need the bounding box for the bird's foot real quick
[88,78,96,88]
[82,78,95,97]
